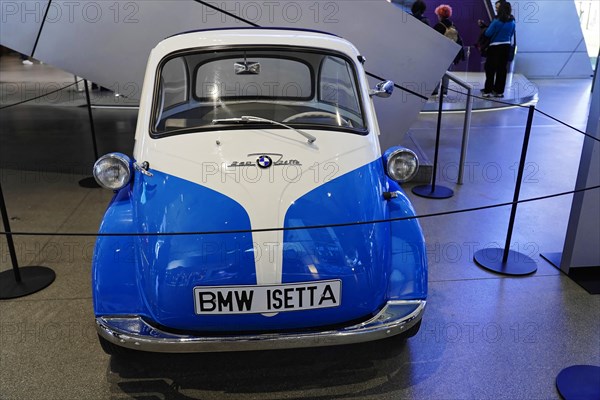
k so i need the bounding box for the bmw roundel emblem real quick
[256,155,273,169]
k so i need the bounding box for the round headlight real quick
[93,153,132,190]
[385,147,419,183]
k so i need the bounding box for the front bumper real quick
[96,300,425,353]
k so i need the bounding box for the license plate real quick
[193,280,342,315]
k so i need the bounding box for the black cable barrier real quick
[1,49,598,291]
[1,185,598,238]
[0,80,82,110]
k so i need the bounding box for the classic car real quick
[92,28,427,354]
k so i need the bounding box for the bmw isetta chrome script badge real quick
[227,153,302,168]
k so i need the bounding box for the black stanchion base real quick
[0,267,56,299]
[474,248,537,276]
[556,365,600,400]
[78,177,100,189]
[412,185,454,199]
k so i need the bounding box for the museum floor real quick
[0,56,599,399]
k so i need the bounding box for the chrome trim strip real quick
[96,300,425,353]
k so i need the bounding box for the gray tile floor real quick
[0,56,599,400]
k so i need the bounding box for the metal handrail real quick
[444,70,474,185]
[482,0,494,21]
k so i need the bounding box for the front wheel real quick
[376,319,422,351]
[401,319,422,339]
[98,334,134,357]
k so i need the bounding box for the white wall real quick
[561,70,600,270]
[513,0,593,78]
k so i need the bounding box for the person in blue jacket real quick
[481,1,516,98]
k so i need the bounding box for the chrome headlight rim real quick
[93,153,132,191]
[385,147,419,183]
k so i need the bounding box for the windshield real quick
[152,47,367,136]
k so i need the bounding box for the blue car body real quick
[93,28,427,353]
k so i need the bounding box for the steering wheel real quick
[283,111,352,127]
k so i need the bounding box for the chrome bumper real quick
[96,300,425,353]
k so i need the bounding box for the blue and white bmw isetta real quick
[92,28,427,354]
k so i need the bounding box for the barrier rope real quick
[534,108,597,142]
[1,45,597,239]
[1,185,598,238]
[0,80,83,110]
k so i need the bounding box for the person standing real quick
[432,4,464,96]
[481,1,516,98]
[433,4,454,35]
[410,0,430,26]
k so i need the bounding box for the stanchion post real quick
[0,180,56,299]
[473,105,538,275]
[503,105,535,263]
[84,79,99,160]
[430,79,444,192]
[0,183,21,283]
[78,79,101,188]
[412,78,454,199]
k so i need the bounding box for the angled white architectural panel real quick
[1,0,458,145]
[31,0,250,99]
[0,0,50,55]
[514,0,593,78]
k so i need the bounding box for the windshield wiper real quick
[212,115,316,144]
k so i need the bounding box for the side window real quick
[161,57,188,109]
[319,56,360,115]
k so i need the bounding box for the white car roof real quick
[152,28,362,60]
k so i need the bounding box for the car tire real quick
[373,319,423,352]
[97,334,133,357]
[401,319,422,340]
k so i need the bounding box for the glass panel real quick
[153,48,366,135]
[161,57,187,109]
[195,58,312,100]
[319,56,361,115]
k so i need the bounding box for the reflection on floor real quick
[1,53,598,400]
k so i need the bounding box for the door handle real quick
[134,161,153,177]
